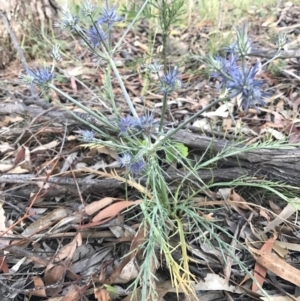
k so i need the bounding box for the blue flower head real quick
[223,42,238,54]
[161,66,181,94]
[59,5,79,30]
[211,53,239,84]
[22,67,54,88]
[226,62,269,111]
[118,153,146,175]
[97,2,124,29]
[134,114,158,136]
[118,115,135,134]
[118,152,132,168]
[79,129,95,142]
[85,25,108,48]
[130,159,146,175]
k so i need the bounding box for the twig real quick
[249,47,300,59]
[0,243,49,266]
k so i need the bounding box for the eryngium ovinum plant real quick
[21,2,289,300]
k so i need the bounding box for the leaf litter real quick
[1,2,300,301]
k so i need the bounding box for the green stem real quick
[88,15,110,54]
[159,176,170,210]
[105,65,118,117]
[261,50,281,68]
[49,84,115,130]
[74,26,105,59]
[61,106,108,137]
[159,93,168,132]
[74,22,137,118]
[107,55,138,118]
[161,0,168,72]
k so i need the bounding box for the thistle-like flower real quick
[223,42,238,54]
[118,114,158,136]
[225,62,268,111]
[234,24,252,57]
[118,153,145,175]
[97,1,124,29]
[118,115,135,134]
[81,0,95,17]
[51,44,61,61]
[134,114,158,136]
[130,159,146,175]
[145,61,163,73]
[160,66,181,94]
[275,32,288,50]
[210,53,239,84]
[58,5,79,30]
[85,25,108,48]
[21,67,54,89]
[79,129,95,142]
[118,152,132,168]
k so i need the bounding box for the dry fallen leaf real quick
[50,213,82,233]
[134,40,149,52]
[0,142,13,153]
[0,164,29,174]
[44,264,66,297]
[60,152,78,173]
[31,140,59,152]
[249,245,300,287]
[0,201,12,273]
[107,226,145,284]
[94,287,111,301]
[260,127,286,140]
[202,102,230,118]
[30,276,47,297]
[14,146,26,165]
[114,257,139,283]
[53,233,82,263]
[61,285,82,301]
[264,198,300,233]
[3,115,23,124]
[230,189,252,211]
[0,256,9,273]
[274,240,300,252]
[156,274,243,294]
[92,200,142,223]
[252,235,276,292]
[22,208,69,237]
[85,197,117,215]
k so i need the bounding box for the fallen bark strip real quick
[249,48,300,59]
[173,130,300,186]
[0,167,247,199]
[0,102,92,126]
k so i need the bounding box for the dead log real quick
[0,101,299,189]
[173,130,300,186]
